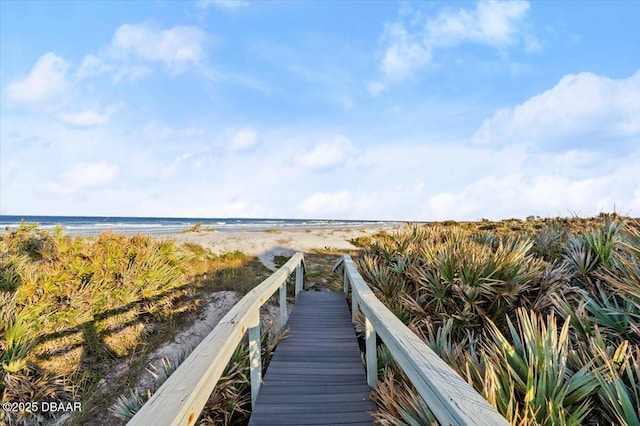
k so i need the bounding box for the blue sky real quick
[1,0,638,220]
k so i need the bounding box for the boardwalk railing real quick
[335,254,509,426]
[129,253,306,426]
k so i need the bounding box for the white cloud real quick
[299,190,351,217]
[77,23,207,80]
[381,1,532,78]
[423,71,640,219]
[159,153,193,179]
[382,22,431,77]
[68,161,119,187]
[296,135,354,169]
[198,0,248,9]
[523,32,542,53]
[112,64,152,82]
[59,110,110,127]
[137,122,208,144]
[75,54,110,79]
[113,24,205,72]
[46,161,120,194]
[4,115,637,219]
[5,53,69,102]
[3,66,636,221]
[472,71,640,146]
[427,163,640,220]
[426,0,530,48]
[230,128,258,151]
[366,81,387,96]
[76,52,151,82]
[139,121,176,141]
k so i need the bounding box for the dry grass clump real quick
[356,214,640,425]
[370,346,438,426]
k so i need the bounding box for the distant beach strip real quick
[0,215,402,236]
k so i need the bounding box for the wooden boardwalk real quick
[131,253,507,426]
[249,291,376,425]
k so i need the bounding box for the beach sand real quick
[169,224,402,270]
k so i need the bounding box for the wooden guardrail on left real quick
[129,252,306,426]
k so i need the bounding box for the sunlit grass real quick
[0,223,272,425]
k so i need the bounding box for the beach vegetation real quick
[264,229,283,234]
[0,223,272,425]
[111,321,286,425]
[353,215,640,425]
[182,222,216,233]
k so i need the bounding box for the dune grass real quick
[0,223,274,425]
[353,214,640,425]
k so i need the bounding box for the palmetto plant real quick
[371,369,438,426]
[594,344,640,425]
[583,219,624,267]
[1,293,78,426]
[563,219,625,286]
[361,225,544,338]
[1,223,218,423]
[470,309,599,425]
[531,224,567,262]
[355,217,640,425]
[555,286,640,345]
[567,330,640,425]
[370,345,437,426]
[3,226,190,337]
[600,222,640,308]
[563,236,597,278]
[0,293,38,374]
[111,388,151,422]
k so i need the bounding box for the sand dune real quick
[169,225,401,270]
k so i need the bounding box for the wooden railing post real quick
[343,269,349,293]
[351,285,358,324]
[279,282,287,330]
[295,263,303,297]
[248,309,261,408]
[365,316,377,387]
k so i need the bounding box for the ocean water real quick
[0,215,396,236]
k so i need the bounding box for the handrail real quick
[335,255,509,426]
[129,252,306,426]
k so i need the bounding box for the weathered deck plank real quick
[249,291,375,425]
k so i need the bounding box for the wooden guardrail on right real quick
[335,254,509,426]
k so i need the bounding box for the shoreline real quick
[0,215,404,237]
